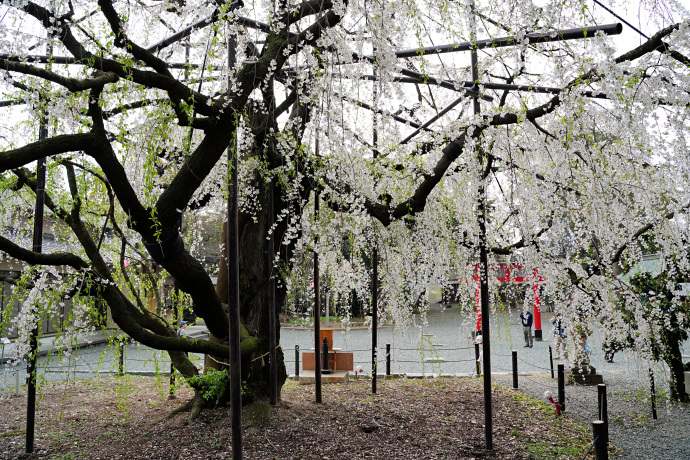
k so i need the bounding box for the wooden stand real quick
[300,329,353,384]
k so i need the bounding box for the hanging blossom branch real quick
[20,0,219,116]
[344,22,689,228]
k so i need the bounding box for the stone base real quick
[534,329,543,341]
[567,365,604,385]
[297,370,349,385]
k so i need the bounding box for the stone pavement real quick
[281,303,654,379]
[0,326,208,390]
[2,305,685,392]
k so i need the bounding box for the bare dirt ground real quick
[1,375,587,459]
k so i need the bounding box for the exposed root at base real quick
[166,394,207,424]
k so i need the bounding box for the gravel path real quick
[492,371,690,460]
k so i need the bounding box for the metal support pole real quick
[597,384,608,446]
[170,298,178,398]
[512,350,518,389]
[26,82,49,452]
[313,193,322,403]
[386,343,391,377]
[549,346,554,379]
[470,1,492,449]
[371,247,378,393]
[267,179,278,406]
[391,23,622,58]
[558,363,566,412]
[371,58,379,395]
[592,420,608,460]
[295,345,300,378]
[227,34,243,460]
[475,342,481,376]
[649,368,657,420]
[399,96,465,144]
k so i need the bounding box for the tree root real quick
[165,399,194,420]
[187,394,206,423]
[166,393,208,424]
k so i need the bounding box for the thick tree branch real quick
[0,133,101,173]
[21,1,218,117]
[0,235,89,269]
[0,59,118,92]
[97,0,174,78]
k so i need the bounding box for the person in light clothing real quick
[177,320,188,338]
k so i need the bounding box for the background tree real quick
[614,269,690,401]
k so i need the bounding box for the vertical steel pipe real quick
[26,84,49,453]
[227,34,243,460]
[267,179,278,406]
[371,60,379,395]
[471,0,492,449]
[170,293,178,397]
[314,193,322,402]
[372,247,378,393]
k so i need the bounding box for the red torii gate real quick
[470,264,546,340]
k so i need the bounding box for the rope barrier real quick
[515,357,554,372]
[580,435,597,459]
[493,352,514,358]
[518,375,556,390]
[492,366,515,373]
[571,380,601,394]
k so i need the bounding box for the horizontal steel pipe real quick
[390,23,623,59]
[354,74,608,99]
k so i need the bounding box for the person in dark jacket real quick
[520,306,534,348]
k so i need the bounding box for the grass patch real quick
[243,400,272,427]
[508,388,588,459]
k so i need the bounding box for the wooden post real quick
[558,363,566,412]
[512,350,518,389]
[592,420,608,459]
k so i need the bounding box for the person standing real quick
[177,320,188,338]
[520,306,534,348]
[552,313,567,360]
[600,315,616,363]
